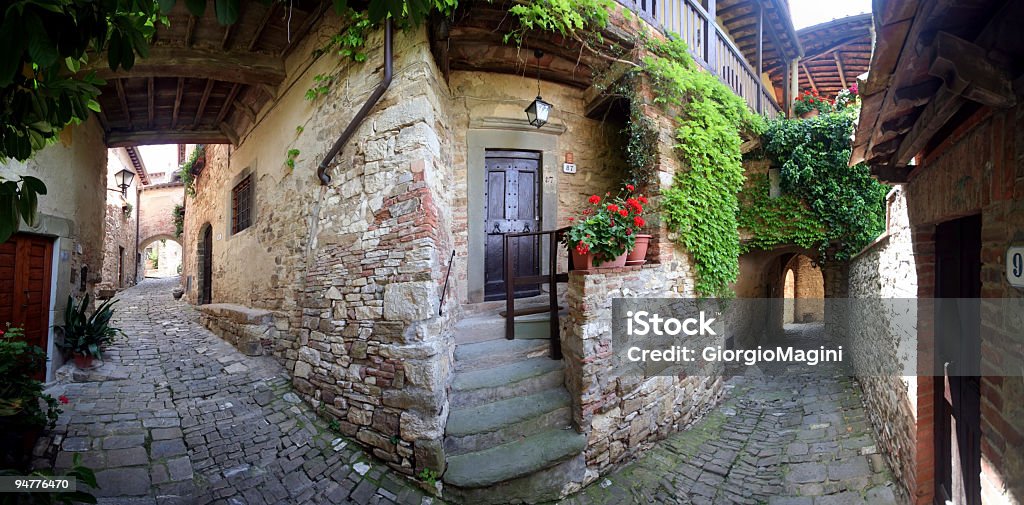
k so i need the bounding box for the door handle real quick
[492,222,502,234]
[523,223,531,233]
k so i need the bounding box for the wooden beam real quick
[233,100,256,124]
[185,15,197,48]
[215,83,241,124]
[279,1,327,56]
[219,122,240,146]
[171,77,184,129]
[870,164,913,183]
[834,52,847,89]
[220,23,235,51]
[114,79,133,129]
[147,77,154,129]
[105,130,227,147]
[248,3,276,51]
[893,89,966,165]
[193,79,215,128]
[929,31,1016,108]
[258,83,277,100]
[801,62,818,93]
[81,47,285,86]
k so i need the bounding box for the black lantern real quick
[114,168,135,196]
[525,49,552,128]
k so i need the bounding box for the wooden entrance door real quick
[0,234,54,379]
[200,226,213,304]
[483,150,541,301]
[934,214,982,505]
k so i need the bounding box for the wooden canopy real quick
[88,0,325,147]
[716,0,802,76]
[794,14,872,98]
[852,0,1022,182]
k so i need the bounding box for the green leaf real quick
[25,14,58,68]
[214,0,240,26]
[157,0,176,14]
[333,0,349,14]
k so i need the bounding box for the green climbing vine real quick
[178,144,205,198]
[642,36,764,297]
[736,173,825,252]
[172,203,184,238]
[747,110,889,261]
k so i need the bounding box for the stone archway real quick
[139,234,183,278]
[781,253,824,324]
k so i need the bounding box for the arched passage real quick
[139,234,183,278]
[781,253,824,324]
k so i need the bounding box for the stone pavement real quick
[39,277,434,505]
[561,324,901,505]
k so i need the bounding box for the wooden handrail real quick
[502,227,571,359]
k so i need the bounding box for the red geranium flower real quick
[588,195,600,204]
[638,196,649,204]
[634,216,645,228]
[58,395,69,405]
[607,204,619,213]
[626,184,635,192]
[618,208,628,217]
[626,228,633,235]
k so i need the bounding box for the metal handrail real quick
[502,227,571,359]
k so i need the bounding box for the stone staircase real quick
[442,312,586,504]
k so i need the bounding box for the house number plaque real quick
[1008,245,1024,288]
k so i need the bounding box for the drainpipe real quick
[317,18,394,185]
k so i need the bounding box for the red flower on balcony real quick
[588,195,601,204]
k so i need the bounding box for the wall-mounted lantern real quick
[525,49,552,128]
[113,168,135,197]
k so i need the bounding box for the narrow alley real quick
[41,278,432,505]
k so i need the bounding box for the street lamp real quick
[113,168,135,197]
[525,49,552,128]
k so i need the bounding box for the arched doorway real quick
[197,224,213,304]
[781,254,824,324]
[139,235,183,278]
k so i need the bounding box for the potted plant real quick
[56,294,122,369]
[0,325,62,470]
[563,184,649,269]
[793,90,833,118]
[834,83,859,111]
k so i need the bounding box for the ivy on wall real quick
[751,110,889,261]
[642,37,764,297]
[736,173,825,252]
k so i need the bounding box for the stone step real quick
[450,357,565,408]
[454,312,558,344]
[454,338,549,372]
[444,388,572,456]
[443,427,586,489]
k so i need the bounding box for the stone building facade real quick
[98,148,142,292]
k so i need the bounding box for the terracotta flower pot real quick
[799,108,820,119]
[571,250,628,270]
[73,353,96,370]
[626,234,652,266]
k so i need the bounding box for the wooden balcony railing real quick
[620,0,782,118]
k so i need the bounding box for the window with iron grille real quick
[231,174,253,234]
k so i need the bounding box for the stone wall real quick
[0,117,108,379]
[138,183,184,248]
[561,263,723,485]
[181,20,456,476]
[99,148,141,292]
[197,303,290,358]
[788,254,824,323]
[902,104,1024,505]
[847,185,918,502]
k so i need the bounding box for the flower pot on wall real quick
[799,109,820,119]
[626,235,652,265]
[571,250,628,270]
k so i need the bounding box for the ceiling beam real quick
[114,79,133,129]
[801,62,818,93]
[147,77,154,128]
[221,23,235,50]
[929,31,1016,108]
[834,52,847,89]
[216,83,242,124]
[81,47,285,86]
[193,79,215,128]
[248,3,276,51]
[106,130,227,147]
[171,77,184,129]
[233,100,257,124]
[185,15,197,47]
[219,122,240,146]
[280,2,327,56]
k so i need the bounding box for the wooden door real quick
[201,226,213,304]
[483,151,541,301]
[934,214,982,505]
[0,234,54,379]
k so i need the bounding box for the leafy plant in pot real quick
[57,294,122,369]
[0,325,62,470]
[563,185,649,269]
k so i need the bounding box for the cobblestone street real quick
[565,325,901,505]
[41,278,432,505]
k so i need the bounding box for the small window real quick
[231,174,253,234]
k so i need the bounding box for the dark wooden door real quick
[934,214,982,505]
[0,234,54,379]
[201,226,213,304]
[484,151,540,301]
